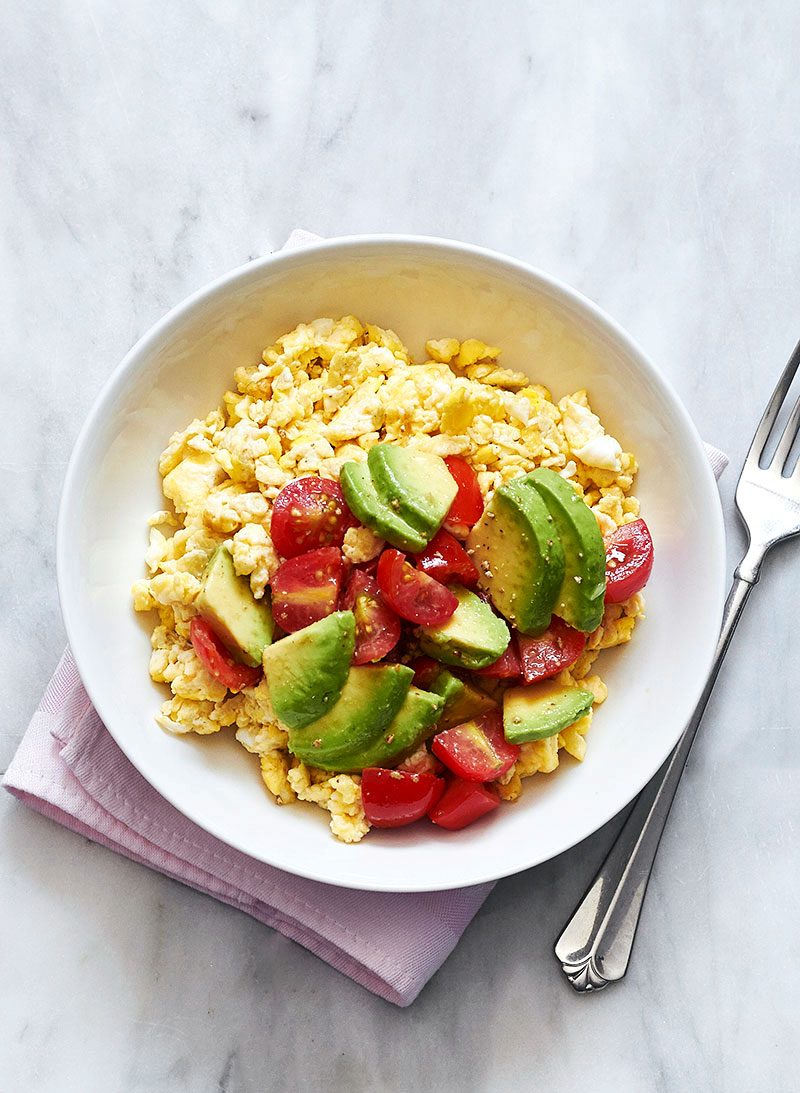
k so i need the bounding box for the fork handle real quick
[554,573,755,991]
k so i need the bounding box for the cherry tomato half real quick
[270,546,344,633]
[443,456,484,533]
[361,768,445,828]
[342,569,401,664]
[270,477,357,558]
[376,549,458,626]
[604,518,654,604]
[190,616,263,692]
[428,777,500,830]
[517,617,587,684]
[415,529,479,587]
[431,709,519,782]
[474,635,522,679]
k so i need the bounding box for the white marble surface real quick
[3,1,800,1089]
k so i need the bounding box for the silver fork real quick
[554,337,800,992]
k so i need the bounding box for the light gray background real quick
[2,2,799,1090]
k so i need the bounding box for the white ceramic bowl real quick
[57,236,726,892]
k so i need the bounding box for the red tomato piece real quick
[361,768,445,828]
[415,529,479,587]
[270,477,357,558]
[474,635,522,679]
[518,617,587,684]
[443,456,484,532]
[358,555,381,577]
[408,656,442,688]
[342,569,401,664]
[431,709,519,781]
[376,549,458,626]
[428,777,500,830]
[270,546,344,633]
[604,518,654,604]
[189,617,263,692]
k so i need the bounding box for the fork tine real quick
[745,337,800,468]
[771,392,800,472]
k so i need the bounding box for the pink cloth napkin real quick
[4,649,490,1006]
[2,229,729,1007]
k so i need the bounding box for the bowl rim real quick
[56,233,727,891]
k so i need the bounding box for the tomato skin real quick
[270,546,344,633]
[518,617,587,684]
[361,768,445,828]
[431,709,519,781]
[270,477,357,558]
[358,555,381,577]
[408,656,442,688]
[604,519,654,604]
[341,569,401,664]
[415,529,479,587]
[474,635,522,679]
[429,777,500,830]
[443,456,484,532]
[190,617,263,692]
[376,549,458,626]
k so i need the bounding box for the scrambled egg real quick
[133,317,644,843]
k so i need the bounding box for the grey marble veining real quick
[3,1,800,1090]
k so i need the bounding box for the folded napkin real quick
[5,649,494,1006]
[2,230,729,1007]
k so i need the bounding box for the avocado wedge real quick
[331,686,445,772]
[287,664,413,767]
[466,476,565,635]
[418,585,510,670]
[262,611,355,730]
[196,546,274,666]
[425,667,497,730]
[368,443,457,537]
[526,468,606,633]
[340,461,427,552]
[503,680,594,744]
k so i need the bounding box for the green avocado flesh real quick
[418,585,510,670]
[340,461,427,552]
[525,468,607,633]
[329,686,445,772]
[427,668,496,730]
[466,476,565,635]
[196,546,274,667]
[428,668,464,707]
[368,443,457,537]
[503,681,594,744]
[287,664,413,766]
[262,611,355,730]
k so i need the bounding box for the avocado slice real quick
[466,477,565,635]
[196,546,274,667]
[437,677,497,730]
[330,686,445,772]
[368,443,457,537]
[425,667,497,730]
[262,611,355,730]
[340,461,427,552]
[418,585,510,670]
[427,667,465,707]
[525,468,607,633]
[287,664,414,766]
[503,680,594,744]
